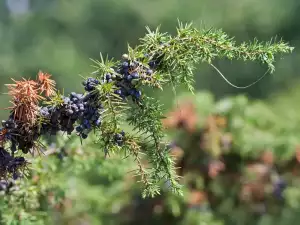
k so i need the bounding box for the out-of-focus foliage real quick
[117,91,300,225]
[3,91,300,225]
[0,133,136,225]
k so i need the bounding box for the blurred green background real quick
[0,1,300,224]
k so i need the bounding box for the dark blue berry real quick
[5,134,12,140]
[81,133,88,139]
[114,89,122,95]
[95,119,101,126]
[84,122,91,129]
[146,69,153,75]
[13,172,19,180]
[135,90,142,99]
[122,62,129,68]
[66,109,74,116]
[126,75,132,81]
[148,61,156,68]
[131,72,139,79]
[76,126,83,132]
[114,134,121,140]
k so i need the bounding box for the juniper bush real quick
[0,22,293,198]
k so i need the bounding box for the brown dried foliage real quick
[37,70,56,97]
[188,190,208,207]
[6,78,42,124]
[5,71,56,125]
[162,100,198,133]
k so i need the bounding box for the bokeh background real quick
[1,0,300,225]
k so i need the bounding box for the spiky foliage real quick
[6,78,42,124]
[0,22,293,197]
[137,22,293,92]
[37,71,56,97]
[5,73,56,124]
[85,22,292,196]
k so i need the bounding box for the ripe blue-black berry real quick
[131,72,139,79]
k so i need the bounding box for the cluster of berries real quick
[75,104,102,139]
[1,119,16,149]
[39,90,102,140]
[0,147,26,179]
[0,51,163,180]
[84,53,160,102]
[83,77,100,92]
[98,54,156,101]
[2,117,40,154]
[39,106,61,135]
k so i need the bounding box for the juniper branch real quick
[127,97,182,195]
[137,22,293,90]
[0,21,293,198]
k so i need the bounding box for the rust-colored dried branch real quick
[37,71,56,97]
[6,78,43,124]
[5,71,56,125]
